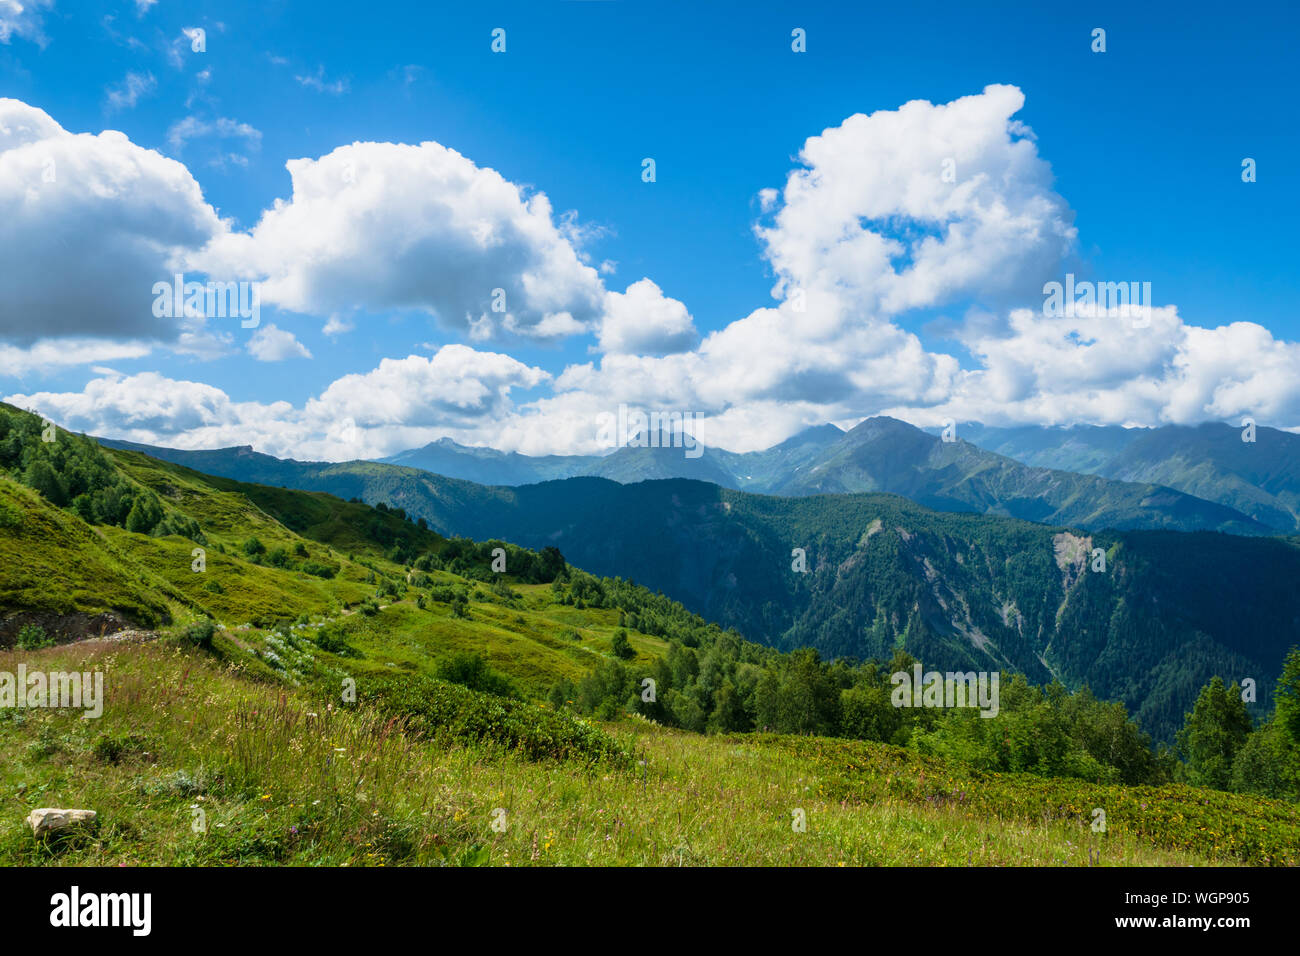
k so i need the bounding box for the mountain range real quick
[91,423,1300,741]
[952,421,1300,533]
[113,415,1285,536]
[387,416,1300,534]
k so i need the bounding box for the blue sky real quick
[1,0,1297,458]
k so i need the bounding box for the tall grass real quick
[1,640,1273,867]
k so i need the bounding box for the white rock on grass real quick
[26,808,97,837]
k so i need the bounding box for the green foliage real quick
[1275,646,1300,749]
[274,457,1300,745]
[1175,677,1253,790]
[772,734,1300,866]
[183,618,217,650]
[24,459,66,506]
[573,659,635,721]
[610,629,634,660]
[556,629,1177,788]
[434,538,566,585]
[90,731,147,765]
[125,493,164,534]
[0,475,174,626]
[15,624,53,650]
[434,651,520,700]
[0,408,204,542]
[1227,649,1300,800]
[312,622,360,658]
[359,673,631,767]
[1231,722,1289,797]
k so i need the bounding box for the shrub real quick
[611,629,635,660]
[90,731,147,764]
[183,618,216,649]
[24,460,67,506]
[360,674,632,767]
[435,651,520,699]
[314,624,360,657]
[15,625,53,650]
[124,495,163,534]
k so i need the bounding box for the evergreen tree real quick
[611,629,635,660]
[23,459,66,506]
[1175,676,1253,790]
[1275,646,1300,750]
[124,494,163,534]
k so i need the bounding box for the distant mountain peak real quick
[847,415,923,434]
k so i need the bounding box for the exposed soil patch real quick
[0,611,137,648]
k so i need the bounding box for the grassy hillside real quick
[0,412,668,701]
[4,637,1298,867]
[0,477,176,636]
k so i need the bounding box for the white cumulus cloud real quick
[599,278,698,356]
[0,99,226,345]
[756,84,1076,317]
[247,324,311,361]
[196,140,608,342]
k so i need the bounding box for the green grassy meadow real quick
[8,637,1287,867]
